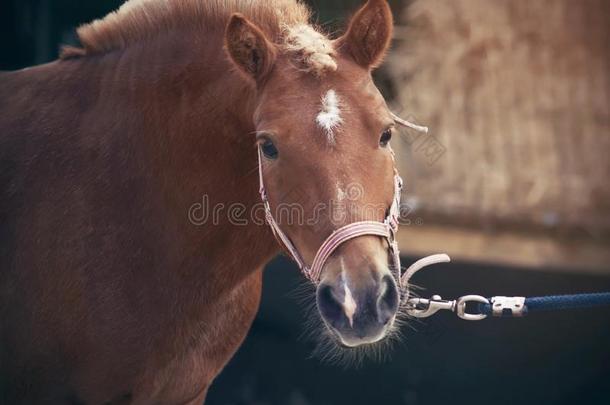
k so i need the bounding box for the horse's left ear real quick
[225,14,277,84]
[336,0,393,69]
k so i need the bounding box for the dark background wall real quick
[1,0,119,70]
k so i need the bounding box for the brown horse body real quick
[0,9,278,405]
[1,0,399,403]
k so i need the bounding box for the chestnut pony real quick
[0,0,403,403]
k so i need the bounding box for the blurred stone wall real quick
[386,0,610,239]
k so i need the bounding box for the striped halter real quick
[255,114,451,299]
[257,147,404,287]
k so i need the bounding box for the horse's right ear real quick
[225,14,277,84]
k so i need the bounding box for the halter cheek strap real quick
[257,147,404,287]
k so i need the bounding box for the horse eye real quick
[379,129,392,147]
[261,139,279,159]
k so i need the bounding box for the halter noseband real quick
[257,147,404,287]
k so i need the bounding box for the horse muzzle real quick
[316,267,399,347]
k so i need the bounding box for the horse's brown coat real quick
[0,23,279,403]
[0,0,396,403]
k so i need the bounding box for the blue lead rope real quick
[405,292,610,320]
[479,292,610,317]
[403,255,610,320]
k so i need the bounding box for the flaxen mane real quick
[62,0,337,74]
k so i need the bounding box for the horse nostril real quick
[316,283,343,327]
[377,275,399,324]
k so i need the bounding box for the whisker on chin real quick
[297,297,405,368]
[291,265,419,367]
[287,278,316,302]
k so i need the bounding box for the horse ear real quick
[337,0,393,69]
[225,14,277,83]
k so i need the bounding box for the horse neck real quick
[97,29,279,297]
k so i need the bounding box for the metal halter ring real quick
[455,295,489,321]
[405,293,488,321]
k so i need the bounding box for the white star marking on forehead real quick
[316,89,343,144]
